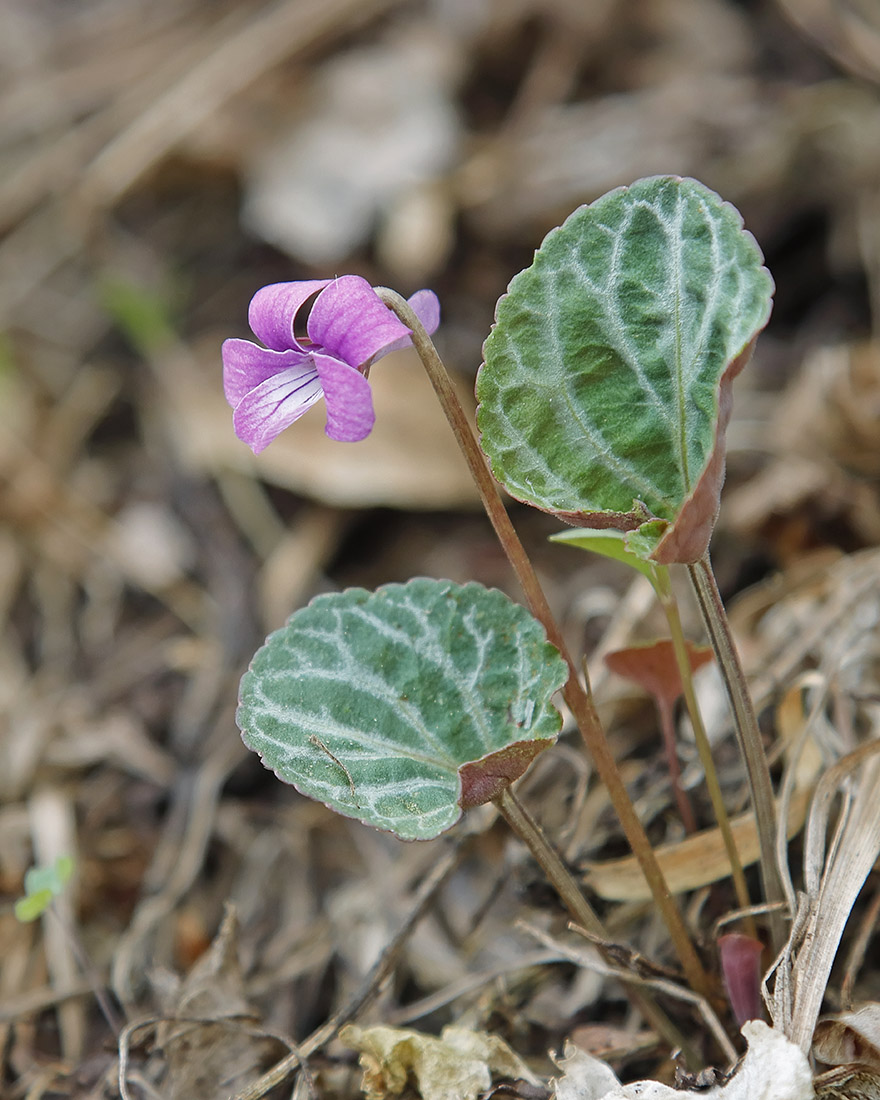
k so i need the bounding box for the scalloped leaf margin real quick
[236,578,567,840]
[476,176,774,563]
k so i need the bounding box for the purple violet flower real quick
[222,276,440,453]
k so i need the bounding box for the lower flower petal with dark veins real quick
[222,339,312,407]
[232,364,324,453]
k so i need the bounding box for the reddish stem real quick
[656,696,699,834]
[376,287,711,1000]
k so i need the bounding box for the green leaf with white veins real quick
[477,176,773,563]
[237,579,567,841]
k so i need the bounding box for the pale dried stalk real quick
[227,841,465,1100]
[773,739,880,1053]
[78,0,405,209]
[688,554,787,950]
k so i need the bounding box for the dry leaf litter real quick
[1,1,880,1098]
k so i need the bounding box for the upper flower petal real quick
[247,280,331,351]
[222,338,313,407]
[312,351,375,442]
[407,288,441,336]
[378,288,442,356]
[307,276,412,369]
[231,363,324,453]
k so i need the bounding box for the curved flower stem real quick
[686,554,786,950]
[376,288,712,999]
[652,566,756,940]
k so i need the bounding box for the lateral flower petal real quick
[381,288,442,355]
[232,364,324,454]
[308,275,412,368]
[248,280,331,351]
[222,339,311,407]
[407,288,441,335]
[313,351,375,442]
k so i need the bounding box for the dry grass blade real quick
[773,673,832,918]
[581,763,818,902]
[111,737,245,1008]
[385,949,568,1027]
[772,740,880,1053]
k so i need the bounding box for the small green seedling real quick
[15,855,74,923]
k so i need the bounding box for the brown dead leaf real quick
[567,1023,657,1063]
[582,672,827,902]
[725,343,880,552]
[777,0,880,83]
[809,1064,880,1100]
[813,1064,880,1100]
[580,781,815,902]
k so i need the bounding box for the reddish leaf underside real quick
[651,339,759,563]
[604,639,714,708]
[458,739,555,809]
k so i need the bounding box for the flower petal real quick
[247,280,331,351]
[307,275,411,368]
[313,351,375,442]
[222,338,312,407]
[231,363,324,453]
[379,288,442,356]
[407,288,441,335]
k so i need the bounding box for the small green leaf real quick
[15,856,74,922]
[23,855,74,899]
[550,527,659,582]
[624,520,670,563]
[477,176,773,563]
[15,889,54,922]
[55,854,74,886]
[237,579,567,840]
